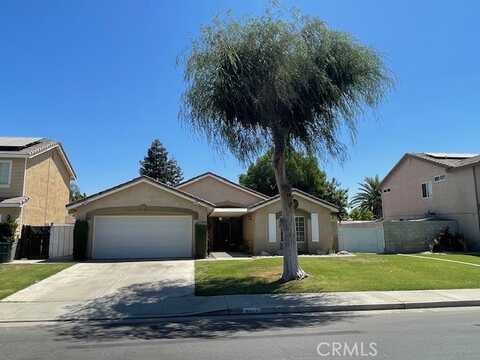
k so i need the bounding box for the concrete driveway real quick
[0,260,216,321]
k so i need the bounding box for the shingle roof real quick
[0,138,76,179]
[176,171,269,200]
[411,152,479,168]
[380,152,480,187]
[247,188,339,213]
[0,138,58,156]
[67,176,217,209]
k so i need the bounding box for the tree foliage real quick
[139,139,184,186]
[239,149,348,218]
[349,207,375,221]
[350,175,383,218]
[181,11,392,162]
[70,182,86,202]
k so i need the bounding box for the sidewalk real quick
[1,288,480,323]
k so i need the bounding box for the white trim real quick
[67,177,215,210]
[92,214,193,259]
[0,160,12,188]
[268,213,276,243]
[177,173,268,200]
[421,181,432,199]
[210,208,248,217]
[248,191,339,213]
[311,213,319,242]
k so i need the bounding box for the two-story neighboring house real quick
[0,137,76,230]
[380,152,480,250]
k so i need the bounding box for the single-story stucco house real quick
[67,172,338,259]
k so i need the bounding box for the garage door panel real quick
[93,216,192,259]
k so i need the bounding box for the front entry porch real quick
[208,208,248,253]
[208,217,245,252]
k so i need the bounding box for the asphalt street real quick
[1,307,479,360]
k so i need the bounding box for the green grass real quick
[419,253,480,265]
[0,263,73,300]
[195,254,480,296]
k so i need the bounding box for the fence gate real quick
[49,224,74,260]
[18,226,51,259]
[338,221,385,253]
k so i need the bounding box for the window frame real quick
[421,181,432,199]
[433,174,446,183]
[0,160,12,188]
[295,216,306,243]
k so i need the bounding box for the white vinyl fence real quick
[48,224,74,260]
[338,221,385,253]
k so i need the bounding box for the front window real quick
[0,160,12,187]
[280,216,306,242]
[421,182,432,199]
[295,216,305,242]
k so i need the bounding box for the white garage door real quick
[93,215,193,259]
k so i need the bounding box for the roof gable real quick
[248,189,339,213]
[176,172,268,206]
[0,138,76,179]
[67,176,215,210]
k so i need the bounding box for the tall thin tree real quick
[139,139,184,186]
[180,10,392,281]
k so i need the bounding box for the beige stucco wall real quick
[382,157,480,249]
[247,196,337,255]
[22,149,71,225]
[69,181,211,258]
[0,158,26,199]
[178,176,265,207]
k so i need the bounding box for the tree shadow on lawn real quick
[196,276,292,296]
[49,278,352,342]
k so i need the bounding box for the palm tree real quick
[180,10,392,282]
[350,176,383,218]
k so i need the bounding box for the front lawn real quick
[195,254,480,296]
[0,263,73,300]
[420,253,480,265]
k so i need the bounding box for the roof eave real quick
[66,176,215,211]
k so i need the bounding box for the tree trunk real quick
[272,136,307,282]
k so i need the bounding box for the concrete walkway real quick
[2,286,480,322]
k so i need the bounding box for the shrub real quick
[195,222,208,259]
[430,227,467,252]
[0,216,18,243]
[73,220,89,260]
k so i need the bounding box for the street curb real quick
[1,300,480,324]
[229,300,480,315]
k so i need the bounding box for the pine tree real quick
[139,139,184,186]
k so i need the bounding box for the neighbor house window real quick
[295,216,305,242]
[0,160,12,187]
[433,174,446,183]
[421,182,432,199]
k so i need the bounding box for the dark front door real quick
[211,217,244,251]
[214,220,230,251]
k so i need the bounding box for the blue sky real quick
[1,0,479,198]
